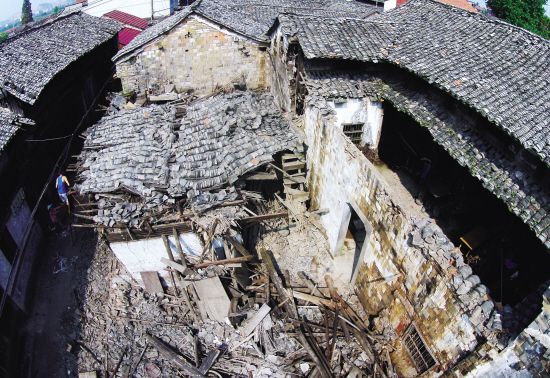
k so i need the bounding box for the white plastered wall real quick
[110,233,202,286]
[327,98,384,148]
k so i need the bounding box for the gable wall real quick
[116,16,269,95]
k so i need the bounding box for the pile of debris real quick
[73,205,399,378]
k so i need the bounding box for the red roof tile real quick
[103,10,149,30]
[397,0,477,11]
[119,27,142,46]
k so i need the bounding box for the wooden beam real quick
[259,248,298,318]
[145,334,206,377]
[193,256,255,269]
[225,234,252,257]
[240,211,289,223]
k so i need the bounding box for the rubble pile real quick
[74,208,399,377]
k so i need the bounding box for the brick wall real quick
[116,15,269,95]
[303,98,505,376]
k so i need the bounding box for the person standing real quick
[56,172,70,213]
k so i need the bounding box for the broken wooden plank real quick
[225,234,252,256]
[292,291,335,309]
[145,334,206,377]
[259,248,298,319]
[193,255,255,268]
[324,275,368,330]
[199,219,219,263]
[243,172,278,180]
[198,348,221,375]
[173,228,189,271]
[297,324,332,378]
[193,276,231,322]
[140,271,163,294]
[160,257,192,275]
[298,271,325,298]
[240,303,271,338]
[240,211,289,223]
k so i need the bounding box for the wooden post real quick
[162,235,181,281]
[172,228,189,270]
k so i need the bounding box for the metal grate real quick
[402,324,437,374]
[342,123,363,145]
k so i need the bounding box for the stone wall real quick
[116,15,269,95]
[303,98,504,376]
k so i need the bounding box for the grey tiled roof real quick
[304,70,381,99]
[0,12,121,105]
[277,14,395,61]
[0,108,33,151]
[305,71,550,244]
[78,91,300,200]
[113,0,379,61]
[278,0,550,167]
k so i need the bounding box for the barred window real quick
[342,123,363,145]
[402,324,437,373]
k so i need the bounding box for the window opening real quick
[343,123,364,145]
[402,323,436,374]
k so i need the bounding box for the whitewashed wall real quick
[327,98,384,148]
[110,233,202,286]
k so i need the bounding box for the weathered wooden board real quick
[140,271,163,294]
[193,276,231,322]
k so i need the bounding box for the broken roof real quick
[276,0,550,167]
[113,0,379,61]
[0,108,34,152]
[78,91,300,202]
[0,11,121,105]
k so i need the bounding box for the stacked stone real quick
[409,217,501,347]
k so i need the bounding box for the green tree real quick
[487,0,549,38]
[21,0,33,25]
[53,6,59,14]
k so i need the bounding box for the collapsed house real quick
[62,0,550,377]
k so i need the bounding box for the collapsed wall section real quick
[303,97,506,376]
[116,15,269,95]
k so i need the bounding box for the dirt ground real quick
[23,208,98,378]
[374,163,425,218]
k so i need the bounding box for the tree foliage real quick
[21,0,33,25]
[487,0,549,38]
